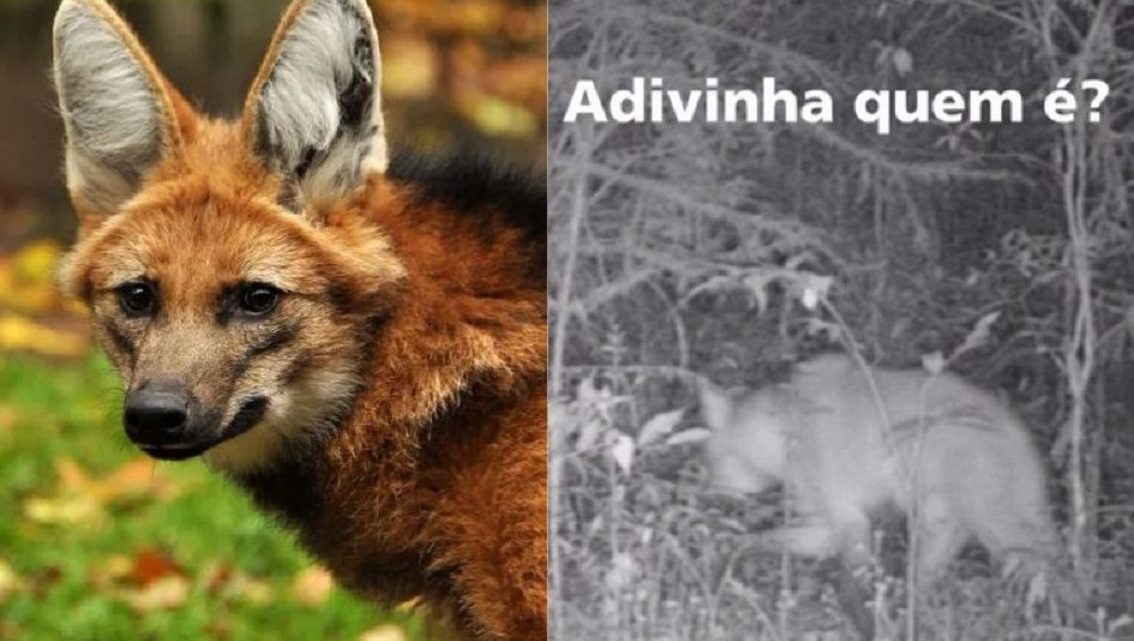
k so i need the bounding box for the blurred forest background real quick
[550,0,1134,640]
[0,1,545,640]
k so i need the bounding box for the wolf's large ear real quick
[697,378,733,432]
[52,0,185,218]
[244,0,388,215]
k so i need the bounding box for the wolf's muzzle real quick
[125,382,269,461]
[125,381,192,448]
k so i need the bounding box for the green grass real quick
[0,352,422,641]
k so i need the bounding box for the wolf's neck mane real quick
[234,161,544,560]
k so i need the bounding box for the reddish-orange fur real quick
[53,1,547,638]
[309,178,548,638]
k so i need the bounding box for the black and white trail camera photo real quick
[549,1,1134,640]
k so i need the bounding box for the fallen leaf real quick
[200,563,273,604]
[121,575,190,613]
[232,575,273,605]
[359,625,409,641]
[291,566,335,606]
[24,457,179,528]
[55,457,90,493]
[129,548,184,587]
[95,457,180,505]
[202,562,235,595]
[0,559,23,603]
[88,554,133,590]
[23,495,101,526]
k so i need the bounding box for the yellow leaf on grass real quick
[231,574,274,605]
[291,566,335,606]
[202,562,274,604]
[0,559,24,603]
[23,495,101,526]
[359,625,409,641]
[24,457,178,527]
[55,456,177,506]
[55,457,91,492]
[89,554,134,590]
[93,457,180,504]
[120,575,190,613]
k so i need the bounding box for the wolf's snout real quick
[124,382,190,446]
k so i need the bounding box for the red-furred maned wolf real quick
[51,0,546,638]
[699,353,1066,590]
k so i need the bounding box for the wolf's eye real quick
[117,282,156,316]
[238,284,281,317]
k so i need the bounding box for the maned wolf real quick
[699,353,1064,589]
[51,0,546,638]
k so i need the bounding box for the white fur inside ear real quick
[698,380,734,432]
[53,0,165,213]
[255,0,387,209]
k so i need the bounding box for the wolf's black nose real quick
[124,383,190,445]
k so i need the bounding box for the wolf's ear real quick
[697,378,733,432]
[52,0,185,218]
[244,0,388,216]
